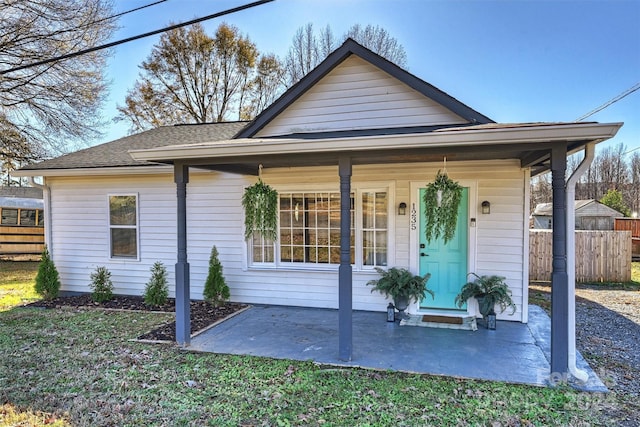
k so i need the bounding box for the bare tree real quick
[240,54,286,120]
[318,25,337,59]
[117,23,276,132]
[283,23,408,87]
[590,143,629,197]
[530,173,551,212]
[530,143,639,217]
[627,152,640,215]
[283,23,320,87]
[345,24,407,67]
[1,0,117,162]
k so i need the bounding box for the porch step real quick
[400,314,478,331]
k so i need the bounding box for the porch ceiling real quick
[128,122,622,176]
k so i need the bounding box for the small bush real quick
[34,246,61,300]
[144,261,169,306]
[203,245,230,306]
[89,266,114,303]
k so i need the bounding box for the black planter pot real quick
[476,296,497,329]
[393,295,410,319]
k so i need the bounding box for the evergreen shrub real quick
[89,266,114,303]
[144,261,169,306]
[34,246,61,300]
[203,246,230,306]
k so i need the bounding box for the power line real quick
[575,81,640,121]
[623,146,640,156]
[0,0,275,75]
[94,0,169,27]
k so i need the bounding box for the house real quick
[0,187,45,258]
[14,39,622,376]
[532,199,624,230]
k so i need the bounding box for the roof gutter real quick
[27,177,52,255]
[565,143,595,383]
[128,122,622,163]
[12,165,173,178]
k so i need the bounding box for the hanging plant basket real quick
[242,179,278,240]
[423,170,463,244]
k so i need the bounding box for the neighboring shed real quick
[0,186,43,199]
[532,199,624,230]
[0,188,45,258]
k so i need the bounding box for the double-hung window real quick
[109,195,138,259]
[249,187,389,269]
[362,191,388,267]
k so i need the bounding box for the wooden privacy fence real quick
[0,226,45,258]
[529,230,632,283]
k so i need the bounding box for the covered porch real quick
[129,121,622,383]
[187,304,606,391]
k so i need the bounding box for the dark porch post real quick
[338,156,352,361]
[174,162,191,346]
[550,144,568,378]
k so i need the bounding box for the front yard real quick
[1,261,638,426]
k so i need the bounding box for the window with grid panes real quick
[362,191,388,266]
[279,192,355,264]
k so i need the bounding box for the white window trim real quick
[107,193,140,261]
[245,182,395,272]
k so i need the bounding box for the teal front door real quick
[419,187,469,310]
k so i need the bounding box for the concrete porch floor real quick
[188,304,606,391]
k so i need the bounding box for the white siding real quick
[46,159,527,322]
[256,56,467,137]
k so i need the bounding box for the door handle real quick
[420,252,428,257]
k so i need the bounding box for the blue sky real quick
[102,0,640,154]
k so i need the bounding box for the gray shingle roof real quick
[21,121,249,171]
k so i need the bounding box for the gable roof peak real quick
[236,36,493,138]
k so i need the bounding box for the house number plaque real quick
[410,203,417,230]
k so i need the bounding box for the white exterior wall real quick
[256,56,467,137]
[46,159,527,322]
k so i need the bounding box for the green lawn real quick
[0,261,626,426]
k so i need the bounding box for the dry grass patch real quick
[0,403,70,426]
[0,261,39,311]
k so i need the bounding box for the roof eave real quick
[130,122,623,163]
[11,164,173,178]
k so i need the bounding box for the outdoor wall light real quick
[481,201,491,214]
[398,202,407,215]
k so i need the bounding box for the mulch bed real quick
[28,295,247,342]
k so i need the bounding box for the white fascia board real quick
[129,122,623,162]
[11,165,173,178]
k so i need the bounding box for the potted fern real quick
[454,274,516,329]
[423,170,463,244]
[242,179,278,240]
[367,267,433,318]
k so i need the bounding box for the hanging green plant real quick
[242,179,278,240]
[423,170,463,244]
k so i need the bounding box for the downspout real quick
[565,143,594,383]
[28,177,52,253]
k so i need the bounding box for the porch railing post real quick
[550,144,568,378]
[338,156,352,361]
[175,162,191,346]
